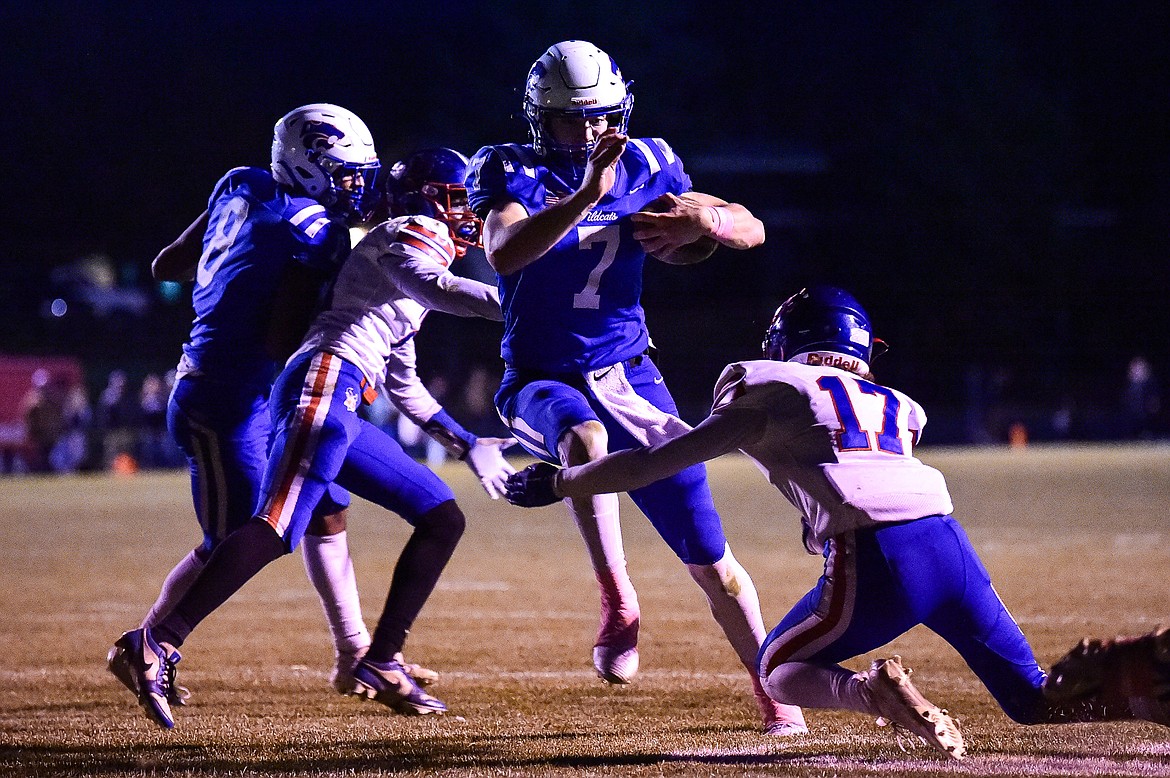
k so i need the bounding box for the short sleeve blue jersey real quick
[181,166,349,388]
[466,139,692,373]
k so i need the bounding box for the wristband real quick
[423,409,476,460]
[706,206,736,241]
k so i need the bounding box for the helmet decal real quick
[300,121,344,153]
[271,104,380,221]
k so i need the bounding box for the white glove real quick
[466,437,516,499]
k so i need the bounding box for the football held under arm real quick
[629,192,765,263]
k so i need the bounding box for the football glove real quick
[1044,626,1170,725]
[504,462,561,507]
[466,437,516,499]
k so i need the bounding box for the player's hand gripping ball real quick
[631,193,718,265]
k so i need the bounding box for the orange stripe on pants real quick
[264,353,334,532]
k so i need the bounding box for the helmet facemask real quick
[317,154,382,222]
[385,148,483,258]
[418,181,482,257]
[525,101,633,185]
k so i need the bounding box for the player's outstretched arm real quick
[506,409,762,506]
[152,210,210,282]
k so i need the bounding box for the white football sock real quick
[686,545,766,670]
[142,548,206,629]
[567,493,636,599]
[764,661,870,713]
[301,531,370,655]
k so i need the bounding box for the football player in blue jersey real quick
[504,285,1170,759]
[107,104,437,708]
[112,147,513,729]
[466,40,806,736]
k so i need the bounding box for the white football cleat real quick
[860,656,965,760]
[593,644,640,685]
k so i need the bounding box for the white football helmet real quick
[523,41,633,166]
[271,103,380,217]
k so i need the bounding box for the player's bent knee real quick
[306,507,348,536]
[687,557,745,597]
[558,421,608,466]
[417,499,466,547]
[762,663,801,706]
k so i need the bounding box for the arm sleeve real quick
[381,337,441,428]
[379,251,502,322]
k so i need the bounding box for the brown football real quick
[638,195,718,265]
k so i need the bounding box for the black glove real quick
[504,462,561,507]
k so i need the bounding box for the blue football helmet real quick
[763,285,885,371]
[385,147,482,257]
[271,103,381,220]
[522,40,633,183]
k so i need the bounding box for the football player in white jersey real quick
[467,39,805,736]
[505,285,1170,759]
[115,148,513,729]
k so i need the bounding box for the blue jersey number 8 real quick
[196,197,250,288]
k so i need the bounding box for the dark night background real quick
[3,2,1168,444]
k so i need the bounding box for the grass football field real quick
[1,443,1168,777]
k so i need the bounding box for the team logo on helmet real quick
[300,120,343,152]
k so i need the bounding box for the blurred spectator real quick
[96,370,140,468]
[359,367,511,469]
[50,382,93,473]
[451,364,509,438]
[136,372,175,468]
[962,365,1014,444]
[21,369,68,473]
[1050,394,1075,440]
[1121,355,1160,439]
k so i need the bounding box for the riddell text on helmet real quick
[804,353,862,372]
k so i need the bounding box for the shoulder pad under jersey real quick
[387,215,456,268]
[623,138,691,193]
[466,144,542,218]
[208,166,275,208]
